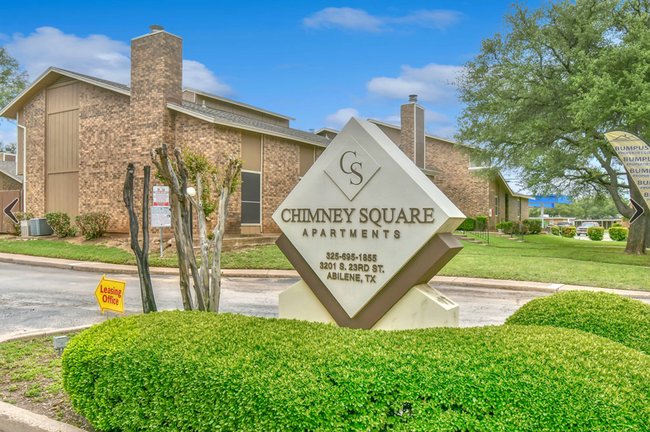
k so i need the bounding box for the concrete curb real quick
[0,402,85,432]
[1,252,650,298]
[0,325,93,345]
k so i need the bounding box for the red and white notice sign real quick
[153,186,170,207]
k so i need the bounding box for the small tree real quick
[151,144,242,312]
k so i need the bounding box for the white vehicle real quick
[577,221,599,236]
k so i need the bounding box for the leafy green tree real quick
[456,0,650,254]
[0,47,28,114]
[0,142,17,153]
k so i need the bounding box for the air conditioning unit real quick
[29,218,54,236]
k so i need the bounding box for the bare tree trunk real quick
[123,163,157,313]
[209,157,242,312]
[172,193,194,310]
[151,144,207,310]
[189,172,210,306]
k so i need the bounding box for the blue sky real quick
[0,0,543,145]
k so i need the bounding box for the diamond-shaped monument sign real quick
[273,117,466,329]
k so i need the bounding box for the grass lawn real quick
[441,234,650,291]
[0,334,92,430]
[0,234,648,291]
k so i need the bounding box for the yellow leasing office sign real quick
[94,274,126,314]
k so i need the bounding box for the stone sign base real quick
[279,280,459,330]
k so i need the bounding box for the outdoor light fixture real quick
[186,187,196,197]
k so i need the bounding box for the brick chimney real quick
[130,25,182,155]
[400,94,425,168]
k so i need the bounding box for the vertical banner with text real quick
[604,131,650,223]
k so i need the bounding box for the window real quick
[241,132,262,225]
[518,199,521,219]
[495,196,499,216]
[241,171,261,224]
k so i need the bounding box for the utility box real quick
[29,218,54,236]
[20,220,30,237]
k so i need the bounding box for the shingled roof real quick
[168,100,331,147]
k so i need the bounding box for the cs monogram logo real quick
[339,151,363,185]
[324,137,380,201]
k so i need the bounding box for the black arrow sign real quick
[630,198,645,224]
[3,198,19,224]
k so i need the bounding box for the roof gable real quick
[0,67,130,120]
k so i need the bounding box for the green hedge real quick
[476,215,488,226]
[75,212,110,240]
[506,290,650,354]
[587,226,605,241]
[63,312,650,431]
[523,219,541,234]
[608,226,629,241]
[45,211,77,238]
[550,226,560,236]
[561,226,576,238]
[458,217,476,231]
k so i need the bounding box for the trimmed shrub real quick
[506,290,650,354]
[45,212,77,237]
[75,212,110,240]
[587,226,605,241]
[561,226,576,238]
[476,215,488,226]
[550,226,560,236]
[63,312,650,431]
[612,222,622,228]
[458,217,476,231]
[523,219,542,234]
[8,212,33,236]
[608,226,628,241]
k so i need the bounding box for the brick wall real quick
[174,114,242,234]
[23,91,46,218]
[400,104,415,162]
[262,135,301,233]
[78,83,132,231]
[130,31,182,167]
[426,137,490,218]
[0,173,22,191]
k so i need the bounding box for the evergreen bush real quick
[506,290,650,354]
[45,212,77,237]
[523,219,542,234]
[561,226,576,238]
[62,312,650,431]
[550,226,560,236]
[587,226,605,241]
[75,212,110,240]
[458,217,476,231]
[608,226,628,241]
[476,215,488,226]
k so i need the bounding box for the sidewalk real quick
[0,251,649,298]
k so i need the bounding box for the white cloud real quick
[366,63,461,104]
[304,8,383,32]
[183,60,234,96]
[303,8,462,32]
[5,27,131,84]
[392,10,462,30]
[4,27,233,96]
[326,108,360,127]
[382,110,450,127]
[425,110,451,126]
